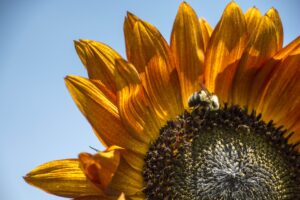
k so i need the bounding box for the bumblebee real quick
[188,86,219,110]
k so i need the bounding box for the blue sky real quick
[0,0,299,199]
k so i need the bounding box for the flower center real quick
[143,104,300,200]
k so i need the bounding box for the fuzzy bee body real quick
[188,87,219,110]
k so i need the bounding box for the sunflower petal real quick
[124,13,183,115]
[74,40,121,93]
[245,7,262,35]
[124,12,171,74]
[170,2,205,108]
[79,146,123,192]
[73,196,101,200]
[258,47,300,143]
[65,75,147,155]
[73,193,126,200]
[266,8,283,50]
[144,55,184,120]
[24,159,101,198]
[232,14,279,106]
[115,58,161,142]
[91,79,117,105]
[199,18,213,51]
[110,158,144,197]
[248,36,300,111]
[204,2,247,103]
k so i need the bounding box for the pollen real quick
[143,105,300,200]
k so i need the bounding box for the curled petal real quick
[24,159,101,198]
[79,146,123,191]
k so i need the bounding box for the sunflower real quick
[24,2,300,200]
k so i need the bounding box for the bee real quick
[188,85,219,110]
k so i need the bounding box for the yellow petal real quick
[204,2,247,103]
[117,193,126,200]
[266,8,283,50]
[232,15,279,106]
[199,18,213,51]
[74,40,121,93]
[170,2,205,108]
[24,159,101,198]
[79,146,123,192]
[65,75,147,155]
[115,58,161,142]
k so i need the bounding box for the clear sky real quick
[0,0,299,199]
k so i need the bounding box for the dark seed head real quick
[143,105,300,200]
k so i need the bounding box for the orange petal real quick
[258,47,300,143]
[232,14,279,106]
[79,146,123,192]
[115,59,162,142]
[122,149,145,172]
[248,36,300,111]
[274,36,300,59]
[204,2,247,103]
[170,2,205,108]
[245,7,262,35]
[144,55,184,120]
[91,79,117,105]
[73,193,126,200]
[266,8,283,50]
[65,75,147,155]
[124,13,183,115]
[199,18,213,51]
[124,12,171,74]
[110,157,144,197]
[24,159,102,198]
[74,40,121,93]
[73,196,101,200]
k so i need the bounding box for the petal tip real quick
[126,11,139,23]
[226,1,239,8]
